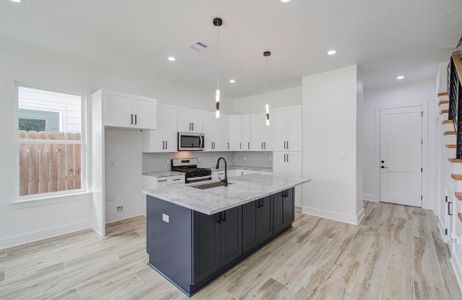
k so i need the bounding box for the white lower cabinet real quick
[142,175,185,190]
[273,151,302,207]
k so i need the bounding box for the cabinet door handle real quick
[130,114,133,125]
[227,142,230,150]
[286,153,289,162]
[166,141,168,149]
[192,123,194,131]
[240,142,242,150]
[162,141,164,149]
[286,141,289,149]
[264,142,266,149]
[216,214,221,224]
[221,211,226,222]
[248,142,250,149]
[135,114,137,125]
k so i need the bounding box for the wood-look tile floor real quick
[1,202,461,300]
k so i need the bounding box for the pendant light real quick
[213,17,223,118]
[264,50,271,126]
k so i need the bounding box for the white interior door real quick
[380,106,423,207]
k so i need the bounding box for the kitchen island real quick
[143,174,310,296]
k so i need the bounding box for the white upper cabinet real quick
[134,96,158,129]
[220,114,230,151]
[272,105,302,152]
[241,114,252,151]
[144,104,178,152]
[178,108,203,132]
[203,111,221,151]
[251,113,272,151]
[102,90,157,130]
[228,115,242,151]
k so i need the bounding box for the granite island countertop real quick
[143,174,310,215]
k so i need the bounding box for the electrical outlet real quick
[116,205,124,213]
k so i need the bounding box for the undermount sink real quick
[191,181,232,190]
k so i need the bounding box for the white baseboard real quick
[301,206,362,225]
[0,219,91,250]
[451,256,462,294]
[437,220,448,243]
[105,213,144,224]
[363,193,379,202]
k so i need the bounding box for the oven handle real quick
[185,176,212,183]
[200,135,205,149]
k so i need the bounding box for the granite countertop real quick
[142,171,184,178]
[143,174,310,215]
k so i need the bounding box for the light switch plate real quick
[162,213,170,223]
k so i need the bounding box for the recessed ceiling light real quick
[327,49,336,56]
[280,0,291,2]
[229,79,236,84]
[10,0,22,3]
[167,56,176,62]
[396,75,405,80]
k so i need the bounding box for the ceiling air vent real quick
[189,41,208,51]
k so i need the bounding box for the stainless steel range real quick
[171,158,212,183]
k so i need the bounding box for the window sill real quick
[12,191,91,208]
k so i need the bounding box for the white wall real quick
[0,36,226,249]
[302,65,363,224]
[233,86,301,114]
[362,80,437,209]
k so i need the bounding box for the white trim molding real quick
[0,219,92,250]
[300,205,364,225]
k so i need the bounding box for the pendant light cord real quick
[265,56,269,91]
[216,25,220,90]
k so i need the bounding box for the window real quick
[17,86,84,197]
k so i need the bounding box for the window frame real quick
[14,83,88,202]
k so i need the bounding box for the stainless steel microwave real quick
[177,132,205,151]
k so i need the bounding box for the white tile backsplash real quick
[142,151,272,173]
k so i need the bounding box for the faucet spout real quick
[215,157,228,187]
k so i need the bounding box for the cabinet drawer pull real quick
[172,178,182,182]
[157,179,167,183]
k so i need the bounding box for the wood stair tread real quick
[451,174,462,180]
[446,144,456,148]
[441,109,449,114]
[449,158,462,163]
[444,131,456,136]
[439,100,449,105]
[455,192,462,201]
[442,120,453,125]
[438,92,449,97]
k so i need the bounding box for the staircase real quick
[439,49,462,285]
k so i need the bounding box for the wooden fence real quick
[18,131,81,196]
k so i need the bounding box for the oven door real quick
[178,132,205,151]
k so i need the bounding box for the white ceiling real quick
[1,0,461,98]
